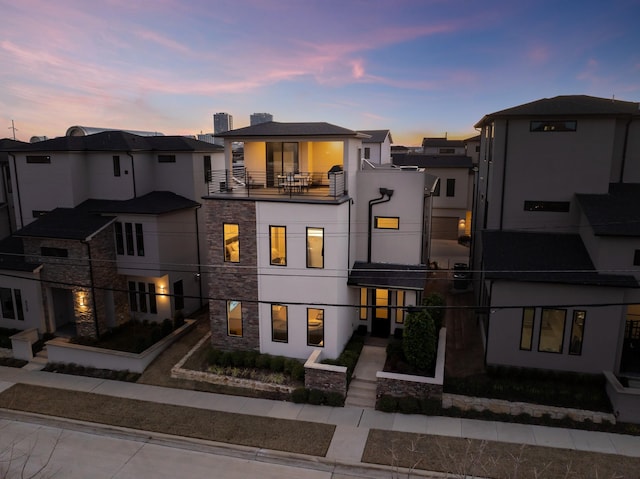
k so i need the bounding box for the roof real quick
[576,183,640,237]
[66,126,164,137]
[347,261,428,290]
[422,138,465,148]
[392,154,473,168]
[0,237,41,272]
[15,208,115,241]
[217,121,367,139]
[482,230,638,287]
[79,191,200,215]
[475,95,640,128]
[5,131,223,153]
[0,138,30,150]
[358,130,392,144]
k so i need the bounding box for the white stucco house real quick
[358,130,393,165]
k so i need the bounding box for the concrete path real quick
[345,345,386,408]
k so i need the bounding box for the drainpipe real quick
[194,205,203,308]
[499,120,509,230]
[9,153,24,229]
[367,188,394,263]
[82,240,101,339]
[619,116,633,183]
[126,152,137,198]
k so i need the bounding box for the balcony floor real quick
[205,185,349,203]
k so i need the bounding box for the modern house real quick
[471,95,640,377]
[202,122,434,360]
[0,130,224,337]
[358,130,393,165]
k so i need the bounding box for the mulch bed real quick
[0,383,334,457]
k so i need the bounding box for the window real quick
[634,250,640,266]
[271,304,288,342]
[538,308,566,353]
[113,156,121,177]
[32,210,48,218]
[374,217,399,229]
[569,311,586,355]
[360,288,368,321]
[446,178,456,197]
[306,227,324,268]
[307,308,324,346]
[135,223,145,256]
[0,288,15,319]
[26,155,51,164]
[138,282,147,313]
[227,300,243,337]
[204,155,211,183]
[270,226,286,265]
[148,284,157,314]
[223,223,239,263]
[520,308,534,350]
[128,282,137,312]
[364,147,371,159]
[530,120,577,132]
[174,280,184,310]
[41,247,68,257]
[439,148,455,154]
[396,290,405,324]
[158,154,176,163]
[524,201,570,212]
[128,281,157,314]
[125,223,134,255]
[115,222,124,255]
[14,289,24,321]
[433,180,441,196]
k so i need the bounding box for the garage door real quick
[432,217,459,240]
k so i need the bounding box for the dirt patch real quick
[0,383,334,457]
[363,429,639,478]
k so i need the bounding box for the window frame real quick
[227,300,243,337]
[446,178,456,197]
[204,155,211,183]
[271,304,288,343]
[113,155,121,177]
[568,310,586,355]
[0,287,15,319]
[519,307,535,351]
[26,155,51,164]
[223,223,240,263]
[374,216,400,229]
[307,307,324,347]
[364,147,371,159]
[538,308,566,354]
[269,225,287,266]
[158,154,176,163]
[306,227,324,269]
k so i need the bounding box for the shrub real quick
[291,387,309,403]
[290,361,305,381]
[173,310,185,328]
[231,350,246,367]
[206,347,222,365]
[398,396,420,414]
[402,308,437,370]
[377,395,398,413]
[308,388,325,405]
[244,350,259,368]
[423,293,446,331]
[255,353,271,370]
[419,397,442,415]
[160,318,173,337]
[269,355,285,373]
[220,351,234,368]
[325,392,345,407]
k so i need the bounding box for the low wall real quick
[604,371,640,424]
[304,349,348,397]
[376,327,446,401]
[46,320,195,374]
[10,328,39,361]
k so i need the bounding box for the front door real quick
[371,289,390,337]
[51,288,75,333]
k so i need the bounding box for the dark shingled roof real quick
[78,191,200,215]
[576,183,640,237]
[15,208,115,241]
[482,230,638,287]
[0,138,30,149]
[218,121,365,138]
[4,131,222,153]
[475,95,640,128]
[393,154,473,168]
[358,130,391,143]
[0,237,41,272]
[347,261,428,290]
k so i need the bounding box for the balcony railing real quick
[206,167,346,199]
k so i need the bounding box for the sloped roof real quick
[475,95,640,128]
[218,121,366,138]
[358,130,392,144]
[393,154,473,168]
[0,138,30,149]
[79,191,200,215]
[347,261,428,290]
[576,183,640,237]
[482,230,638,287]
[15,208,115,241]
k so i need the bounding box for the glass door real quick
[371,289,390,337]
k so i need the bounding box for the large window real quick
[115,222,124,255]
[227,300,243,337]
[204,155,211,183]
[538,308,566,353]
[271,304,288,342]
[306,227,324,268]
[374,217,399,229]
[128,281,158,314]
[569,311,586,355]
[270,226,286,265]
[224,223,240,263]
[120,222,144,256]
[520,308,535,350]
[446,178,456,197]
[125,223,134,255]
[307,308,324,346]
[135,223,145,256]
[0,288,16,319]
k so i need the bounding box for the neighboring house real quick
[202,122,433,360]
[464,134,481,165]
[358,130,393,164]
[472,95,640,376]
[0,139,28,239]
[422,137,466,156]
[0,131,224,337]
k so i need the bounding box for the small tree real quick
[423,293,446,331]
[402,307,437,371]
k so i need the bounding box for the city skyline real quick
[2,0,639,145]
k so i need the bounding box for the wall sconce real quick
[159,285,166,296]
[78,292,86,307]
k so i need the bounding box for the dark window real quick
[115,222,124,255]
[113,155,121,176]
[524,201,570,212]
[174,280,184,310]
[14,289,24,321]
[364,147,371,159]
[32,210,48,218]
[439,148,455,154]
[158,154,176,163]
[530,120,577,132]
[135,223,145,256]
[26,155,51,164]
[125,223,134,255]
[138,282,147,313]
[41,247,68,257]
[0,288,15,319]
[446,178,456,197]
[634,250,640,266]
[433,180,441,196]
[204,155,211,183]
[128,281,138,311]
[148,284,157,314]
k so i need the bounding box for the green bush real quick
[206,347,222,365]
[397,396,420,414]
[291,387,309,403]
[290,361,305,381]
[307,389,325,405]
[423,293,446,331]
[244,350,259,368]
[220,351,234,368]
[402,308,437,370]
[231,350,246,368]
[255,353,271,370]
[377,395,398,412]
[269,355,285,373]
[325,392,345,407]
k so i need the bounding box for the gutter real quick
[126,152,137,198]
[619,116,633,183]
[195,205,203,308]
[499,120,509,230]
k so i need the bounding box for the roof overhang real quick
[348,261,428,290]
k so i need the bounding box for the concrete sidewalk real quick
[1,364,640,467]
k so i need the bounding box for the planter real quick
[10,328,39,361]
[304,349,348,397]
[605,371,640,424]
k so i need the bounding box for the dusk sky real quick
[2,0,639,145]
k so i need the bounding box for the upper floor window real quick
[204,155,211,183]
[223,223,239,263]
[41,247,68,258]
[26,155,51,164]
[306,227,324,268]
[524,201,570,212]
[530,120,577,132]
[119,222,144,256]
[374,217,399,229]
[113,155,121,177]
[158,154,176,163]
[446,178,456,197]
[439,148,455,154]
[270,226,286,265]
[364,147,371,159]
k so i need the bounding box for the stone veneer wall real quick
[204,198,259,351]
[304,350,347,397]
[376,376,443,400]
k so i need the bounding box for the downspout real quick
[483,279,493,366]
[499,120,509,230]
[126,152,137,198]
[619,116,633,183]
[347,198,352,270]
[9,153,24,229]
[367,188,394,263]
[82,240,101,339]
[194,205,203,308]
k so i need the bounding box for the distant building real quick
[213,113,233,134]
[250,113,274,125]
[197,133,216,144]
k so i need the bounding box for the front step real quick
[346,378,377,408]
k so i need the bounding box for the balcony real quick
[206,167,347,200]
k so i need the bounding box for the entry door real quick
[51,288,74,328]
[371,289,390,337]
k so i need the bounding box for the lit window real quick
[520,308,534,350]
[538,308,566,353]
[306,227,324,268]
[224,223,239,263]
[569,311,585,355]
[271,304,288,342]
[396,291,405,324]
[360,288,368,321]
[270,226,286,265]
[227,300,243,337]
[374,217,399,229]
[307,308,324,346]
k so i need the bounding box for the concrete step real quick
[349,380,376,393]
[345,395,376,408]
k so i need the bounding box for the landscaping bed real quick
[43,362,140,382]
